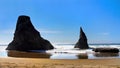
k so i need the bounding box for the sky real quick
[0,0,120,44]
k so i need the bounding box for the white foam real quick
[47,44,90,54]
[0,46,7,51]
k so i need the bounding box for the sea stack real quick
[74,27,89,49]
[6,15,54,51]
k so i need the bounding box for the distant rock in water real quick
[93,48,119,53]
[6,15,54,51]
[74,27,89,49]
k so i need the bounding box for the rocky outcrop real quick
[94,52,119,57]
[74,27,89,49]
[6,15,54,51]
[93,48,119,53]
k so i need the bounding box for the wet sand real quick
[0,57,120,68]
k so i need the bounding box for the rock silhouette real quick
[74,27,89,49]
[6,15,54,51]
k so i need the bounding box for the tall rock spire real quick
[74,27,89,49]
[6,15,54,51]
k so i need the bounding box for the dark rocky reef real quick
[93,48,119,53]
[94,52,119,57]
[6,15,54,51]
[74,27,89,49]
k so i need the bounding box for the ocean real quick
[0,44,120,59]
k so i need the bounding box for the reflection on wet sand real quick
[94,52,119,57]
[7,50,89,59]
[76,53,88,59]
[7,50,51,58]
[8,50,119,59]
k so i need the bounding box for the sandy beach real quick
[0,57,120,68]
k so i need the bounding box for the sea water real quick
[0,44,120,59]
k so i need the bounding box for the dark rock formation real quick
[74,27,89,49]
[6,15,54,51]
[94,52,119,57]
[93,48,119,53]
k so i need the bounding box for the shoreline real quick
[0,57,120,68]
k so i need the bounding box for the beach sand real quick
[0,57,120,68]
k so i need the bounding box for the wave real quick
[54,44,120,48]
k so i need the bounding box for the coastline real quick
[0,57,120,68]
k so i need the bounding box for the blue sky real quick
[0,0,120,44]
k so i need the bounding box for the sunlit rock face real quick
[6,15,54,51]
[74,27,89,49]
